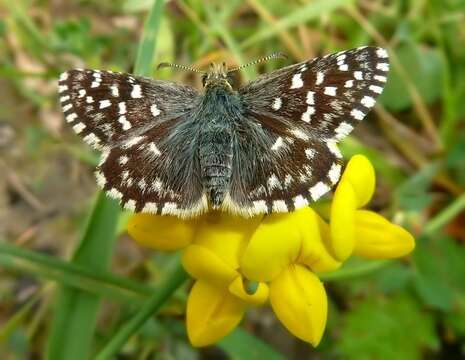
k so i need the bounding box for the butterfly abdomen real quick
[197,87,239,208]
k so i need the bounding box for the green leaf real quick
[412,235,465,312]
[380,42,443,111]
[219,328,286,360]
[337,294,439,360]
[46,193,120,360]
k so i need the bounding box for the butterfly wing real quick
[59,69,207,217]
[226,46,389,216]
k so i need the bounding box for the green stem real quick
[95,261,189,359]
[319,260,389,282]
[423,192,465,235]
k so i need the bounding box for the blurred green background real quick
[1,0,465,359]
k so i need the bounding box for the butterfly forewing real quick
[59,69,206,216]
[228,46,389,215]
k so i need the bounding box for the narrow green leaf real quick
[133,0,165,77]
[0,242,153,302]
[46,193,120,360]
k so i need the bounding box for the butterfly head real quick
[202,62,234,91]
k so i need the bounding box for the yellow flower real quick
[127,155,415,347]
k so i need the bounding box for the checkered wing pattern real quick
[226,46,389,215]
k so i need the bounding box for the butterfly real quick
[58,46,389,218]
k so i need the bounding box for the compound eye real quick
[201,73,207,86]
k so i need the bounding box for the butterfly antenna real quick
[228,52,288,73]
[156,62,204,74]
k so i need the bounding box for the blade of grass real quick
[241,0,354,48]
[0,242,153,302]
[423,192,465,235]
[95,258,188,359]
[46,193,120,360]
[133,0,165,76]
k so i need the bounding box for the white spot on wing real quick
[162,202,178,215]
[66,113,78,123]
[301,106,315,123]
[124,199,136,212]
[272,200,288,212]
[60,95,70,103]
[271,136,284,151]
[142,202,158,213]
[324,86,337,96]
[376,63,389,72]
[338,64,348,71]
[267,174,281,190]
[316,71,324,85]
[119,156,129,165]
[328,163,342,184]
[58,85,68,93]
[123,136,145,148]
[334,122,353,140]
[305,148,315,158]
[374,75,387,82]
[376,48,389,58]
[309,182,330,201]
[108,188,123,202]
[306,91,315,105]
[63,104,73,112]
[111,85,119,97]
[290,73,304,89]
[369,85,383,94]
[59,72,69,81]
[344,80,354,88]
[149,142,161,156]
[253,200,268,213]
[95,171,106,187]
[131,84,142,98]
[72,122,86,133]
[118,102,127,115]
[78,89,86,98]
[351,109,365,120]
[99,100,111,109]
[293,195,308,208]
[272,97,282,110]
[291,129,309,140]
[354,71,363,80]
[361,95,376,108]
[326,139,342,158]
[118,115,131,130]
[150,104,161,117]
[83,133,101,147]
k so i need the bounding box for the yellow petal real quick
[340,155,376,208]
[295,208,342,273]
[269,264,327,346]
[193,212,262,270]
[228,276,269,306]
[187,280,245,347]
[240,213,301,282]
[353,210,416,259]
[127,213,196,250]
[329,180,356,261]
[182,244,239,286]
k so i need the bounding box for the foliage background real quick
[1,0,465,358]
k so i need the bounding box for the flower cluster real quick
[127,155,415,347]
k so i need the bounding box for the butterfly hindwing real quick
[59,69,206,216]
[227,46,389,215]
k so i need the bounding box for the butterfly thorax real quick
[197,82,241,209]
